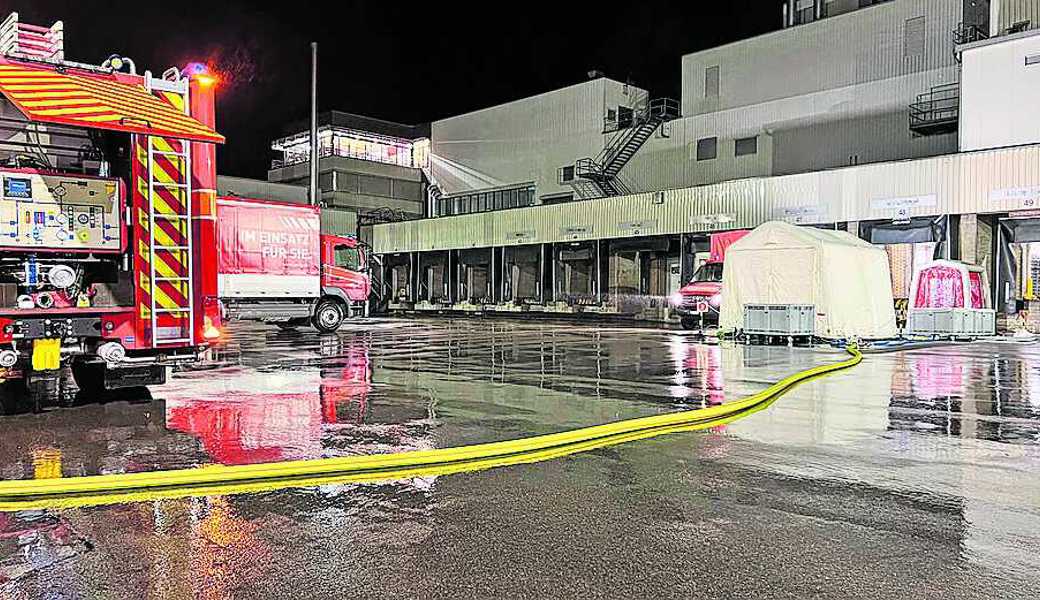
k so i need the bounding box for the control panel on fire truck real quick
[0,169,122,252]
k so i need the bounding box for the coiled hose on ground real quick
[0,346,862,512]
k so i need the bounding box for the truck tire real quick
[312,299,344,333]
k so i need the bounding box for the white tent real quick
[719,221,897,339]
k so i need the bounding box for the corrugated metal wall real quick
[320,208,358,237]
[373,144,1040,254]
[998,0,1040,32]
[622,0,962,193]
[680,0,960,116]
[429,78,647,200]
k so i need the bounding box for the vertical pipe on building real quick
[551,243,557,304]
[996,224,1004,312]
[379,259,385,306]
[416,252,422,302]
[309,42,319,207]
[539,244,546,305]
[490,247,496,305]
[595,240,602,305]
[782,2,789,28]
[945,215,952,260]
[679,233,686,284]
[447,250,453,304]
[813,0,823,22]
[408,252,414,302]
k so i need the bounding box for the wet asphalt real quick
[1,318,1039,599]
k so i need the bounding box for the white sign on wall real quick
[619,220,658,236]
[991,186,1040,210]
[505,230,536,243]
[775,205,825,224]
[560,225,593,239]
[871,194,937,218]
[689,213,737,231]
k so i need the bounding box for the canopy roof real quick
[0,59,223,143]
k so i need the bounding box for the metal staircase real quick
[560,97,679,200]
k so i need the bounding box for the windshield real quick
[691,262,723,283]
[334,245,364,271]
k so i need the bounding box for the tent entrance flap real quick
[0,60,224,143]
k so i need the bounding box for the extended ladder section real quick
[146,136,195,347]
[560,97,679,200]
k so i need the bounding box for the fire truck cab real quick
[0,13,224,408]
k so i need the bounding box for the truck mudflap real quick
[104,364,167,389]
[71,361,169,394]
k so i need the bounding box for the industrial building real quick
[272,0,1040,324]
[267,111,430,233]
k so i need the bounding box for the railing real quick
[0,13,64,61]
[646,97,680,121]
[595,97,679,172]
[573,158,601,181]
[1004,20,1032,35]
[952,22,988,46]
[908,82,959,135]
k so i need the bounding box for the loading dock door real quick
[860,217,946,306]
[997,218,1040,315]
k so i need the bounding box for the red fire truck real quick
[672,230,750,330]
[0,13,224,404]
[217,197,371,332]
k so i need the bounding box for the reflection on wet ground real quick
[1,319,1040,598]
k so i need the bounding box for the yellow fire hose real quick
[0,347,861,512]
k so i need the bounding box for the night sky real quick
[20,2,781,178]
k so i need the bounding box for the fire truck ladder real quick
[146,137,194,347]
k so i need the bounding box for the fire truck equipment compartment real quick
[0,169,123,252]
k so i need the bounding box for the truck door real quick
[326,243,369,303]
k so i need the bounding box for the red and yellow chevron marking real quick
[132,132,195,347]
[0,60,223,143]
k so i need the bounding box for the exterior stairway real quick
[560,97,679,200]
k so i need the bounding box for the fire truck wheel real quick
[312,300,345,333]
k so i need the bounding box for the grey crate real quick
[744,304,815,336]
[906,309,995,337]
